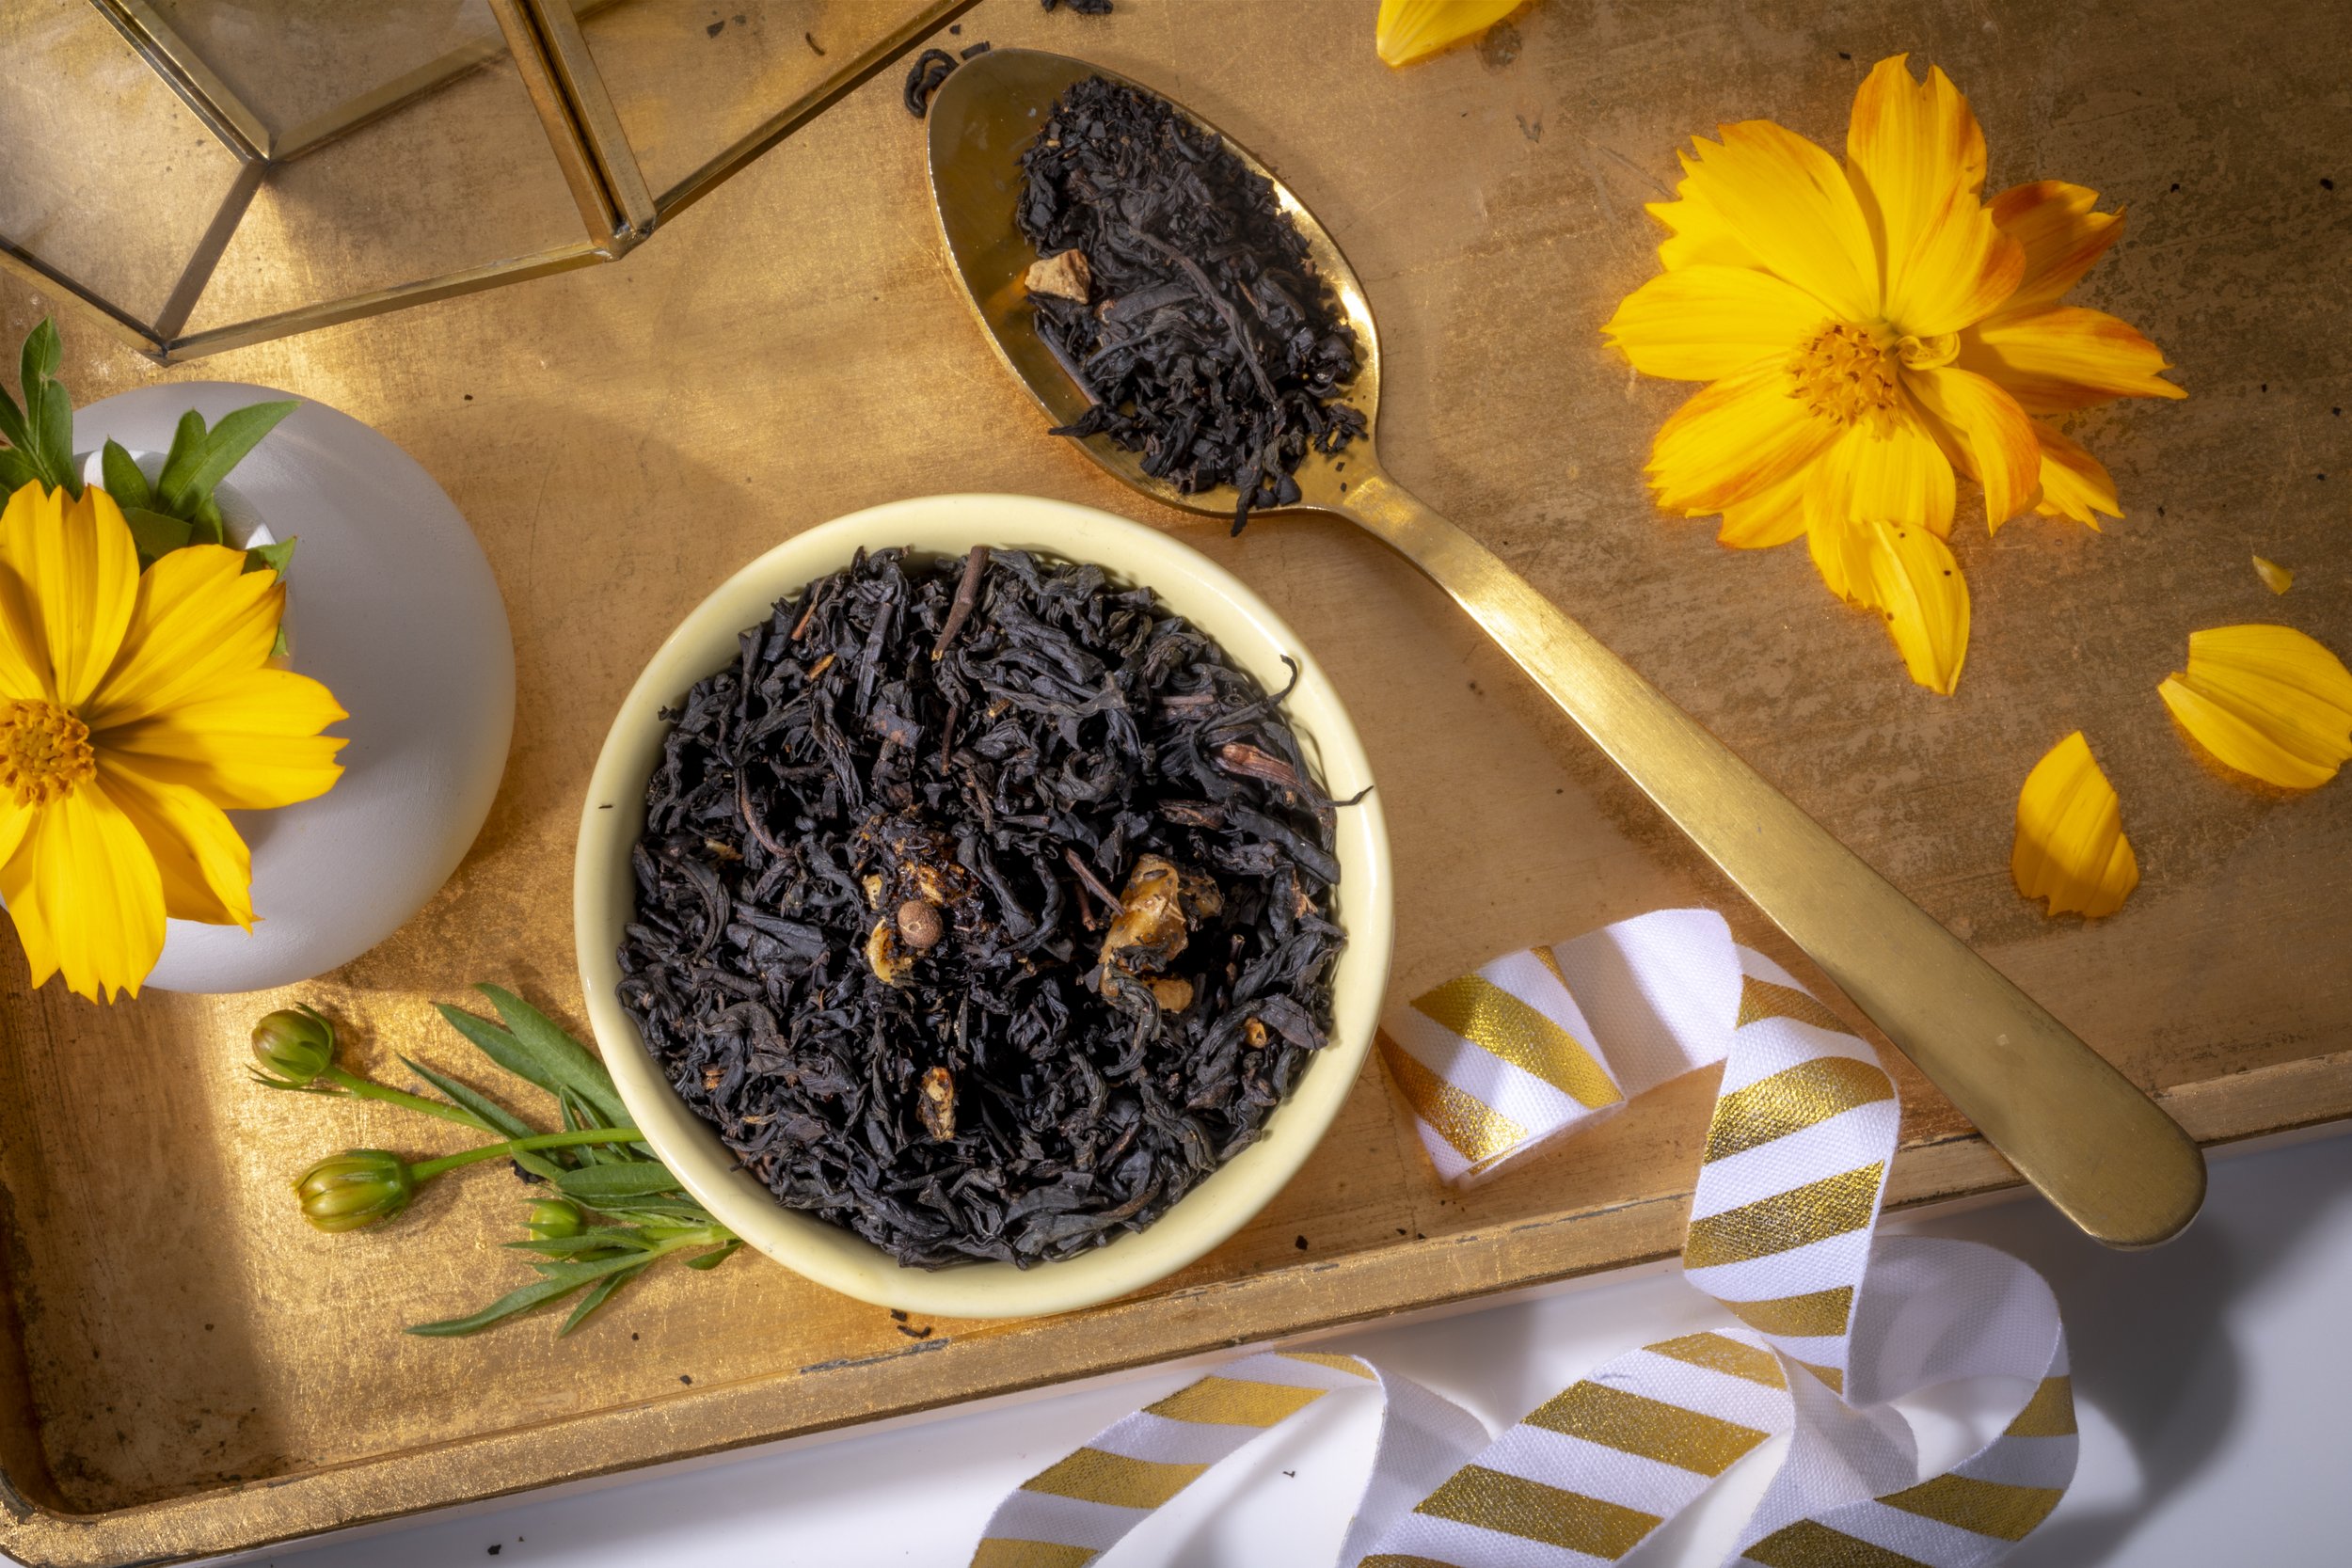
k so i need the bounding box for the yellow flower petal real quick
[1960,306,2186,415]
[1808,515,1970,693]
[1717,463,1811,548]
[1375,0,1522,67]
[1657,120,1880,321]
[2157,624,2352,790]
[1601,266,1828,382]
[81,544,283,731]
[94,754,254,928]
[1843,56,2022,335]
[1989,181,2126,312]
[1907,364,2042,529]
[1801,409,1957,542]
[0,483,139,708]
[2253,556,2293,595]
[2012,731,2137,918]
[0,780,165,1001]
[2028,421,2122,529]
[1646,358,1842,517]
[95,667,347,812]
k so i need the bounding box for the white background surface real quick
[180,1129,2352,1568]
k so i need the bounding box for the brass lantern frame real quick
[0,0,977,364]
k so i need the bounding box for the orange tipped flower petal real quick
[1646,358,1844,516]
[1989,181,2126,312]
[1375,0,1520,67]
[1960,306,2186,415]
[2029,421,2122,528]
[1907,364,2042,528]
[1807,515,1970,693]
[2013,731,2137,918]
[1803,411,1957,543]
[1602,265,1829,382]
[2158,624,2352,790]
[2253,556,2294,594]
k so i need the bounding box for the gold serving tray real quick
[0,1,2345,1562]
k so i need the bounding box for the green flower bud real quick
[528,1199,584,1242]
[293,1149,413,1232]
[251,1004,337,1087]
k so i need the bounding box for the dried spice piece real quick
[1042,0,1114,12]
[2012,732,2137,918]
[1017,76,1366,532]
[618,546,1345,1269]
[1375,0,1523,67]
[2158,624,2352,789]
[903,48,959,118]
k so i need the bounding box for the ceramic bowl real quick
[575,494,1391,1317]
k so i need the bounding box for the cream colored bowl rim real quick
[574,494,1392,1318]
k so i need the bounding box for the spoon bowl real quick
[926,47,2205,1249]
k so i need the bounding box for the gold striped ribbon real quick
[972,910,2075,1568]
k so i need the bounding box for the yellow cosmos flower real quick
[2158,624,2352,790]
[0,482,346,1001]
[1603,55,2185,692]
[2012,731,2137,918]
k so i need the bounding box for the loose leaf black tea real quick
[618,546,1346,1269]
[1017,76,1366,532]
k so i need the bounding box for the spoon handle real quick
[1335,467,2204,1248]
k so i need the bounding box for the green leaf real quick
[157,399,295,516]
[398,1055,570,1180]
[529,1248,684,1291]
[157,409,207,500]
[244,537,295,578]
[683,1240,741,1272]
[587,1196,722,1227]
[34,383,74,496]
[475,986,633,1132]
[405,1276,582,1338]
[560,1264,647,1336]
[553,1162,684,1203]
[100,440,152,509]
[189,492,224,545]
[19,318,59,390]
[123,507,193,563]
[0,448,41,494]
[0,380,29,454]
[503,1229,652,1258]
[18,325,74,496]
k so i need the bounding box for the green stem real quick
[410,1128,645,1183]
[326,1067,491,1131]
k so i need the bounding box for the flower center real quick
[0,700,95,808]
[1788,323,1902,432]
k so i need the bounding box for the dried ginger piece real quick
[1025,249,1091,303]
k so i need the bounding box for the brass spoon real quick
[926,48,2203,1248]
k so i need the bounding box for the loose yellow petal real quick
[1809,515,1970,693]
[81,544,282,731]
[1844,57,2021,335]
[1907,364,2042,529]
[0,780,166,1001]
[2253,556,2293,595]
[94,667,347,812]
[0,482,140,708]
[2029,421,2122,529]
[1646,358,1842,517]
[1375,0,1521,67]
[2157,624,2352,790]
[1601,265,1828,382]
[1801,410,1957,543]
[1960,305,2186,415]
[94,754,255,928]
[1989,181,2126,312]
[1658,120,1881,322]
[2013,731,2137,918]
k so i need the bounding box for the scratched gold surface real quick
[0,1,2345,1561]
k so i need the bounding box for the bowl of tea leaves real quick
[575,494,1390,1317]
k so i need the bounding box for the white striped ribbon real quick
[971,910,2076,1567]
